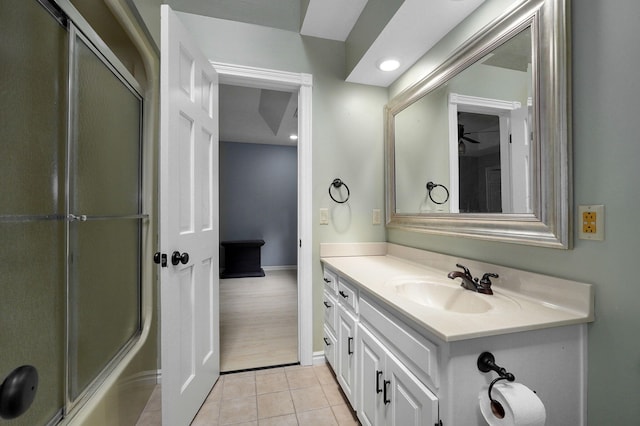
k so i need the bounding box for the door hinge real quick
[299,239,302,248]
[153,252,167,267]
[435,420,443,426]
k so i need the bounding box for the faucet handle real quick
[479,272,499,286]
[455,263,472,277]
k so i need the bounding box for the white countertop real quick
[321,246,594,342]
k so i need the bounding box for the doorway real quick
[212,63,313,371]
[218,84,299,371]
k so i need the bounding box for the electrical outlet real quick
[578,205,604,240]
[372,209,381,225]
[319,208,329,225]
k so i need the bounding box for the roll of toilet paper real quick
[478,382,546,426]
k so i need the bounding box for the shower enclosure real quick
[1,1,145,424]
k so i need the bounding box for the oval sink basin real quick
[386,277,519,314]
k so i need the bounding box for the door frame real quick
[448,93,521,213]
[211,62,313,366]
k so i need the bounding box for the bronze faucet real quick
[447,264,498,295]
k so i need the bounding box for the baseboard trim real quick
[262,265,297,271]
[312,351,326,365]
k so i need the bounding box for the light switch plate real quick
[319,208,329,225]
[372,209,381,225]
[578,205,604,240]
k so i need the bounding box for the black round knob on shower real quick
[171,251,189,265]
[0,365,38,420]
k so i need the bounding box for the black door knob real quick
[171,251,189,265]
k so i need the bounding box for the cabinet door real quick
[386,353,438,426]
[337,307,357,407]
[323,291,337,334]
[357,325,386,426]
[323,326,337,370]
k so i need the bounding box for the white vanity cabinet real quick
[324,266,439,425]
[357,324,438,426]
[357,294,439,426]
[323,267,359,406]
[336,277,359,407]
[322,269,338,369]
[320,245,593,425]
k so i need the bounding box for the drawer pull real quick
[383,380,391,404]
[339,291,349,299]
[323,277,331,283]
[376,370,383,393]
[323,301,332,308]
[323,337,331,346]
[347,337,354,355]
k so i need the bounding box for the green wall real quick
[388,0,640,423]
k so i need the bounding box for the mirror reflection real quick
[394,28,533,215]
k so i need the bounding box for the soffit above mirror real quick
[148,0,488,87]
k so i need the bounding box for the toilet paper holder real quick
[477,352,515,419]
[477,351,515,382]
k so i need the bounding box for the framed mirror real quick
[385,0,571,248]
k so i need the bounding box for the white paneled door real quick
[160,5,220,425]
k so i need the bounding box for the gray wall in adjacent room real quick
[219,141,298,267]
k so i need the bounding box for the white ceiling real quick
[166,0,486,86]
[219,85,299,146]
[300,0,368,41]
[194,0,487,144]
[345,0,486,86]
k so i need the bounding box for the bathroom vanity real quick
[320,243,593,426]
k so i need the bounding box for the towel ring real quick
[426,181,449,205]
[329,178,350,203]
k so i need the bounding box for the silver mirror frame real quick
[385,0,571,249]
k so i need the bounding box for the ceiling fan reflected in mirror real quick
[459,123,482,143]
[458,123,481,155]
[457,124,500,155]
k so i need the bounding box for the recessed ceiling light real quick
[377,58,400,72]
[289,134,298,140]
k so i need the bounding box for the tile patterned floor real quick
[136,363,360,425]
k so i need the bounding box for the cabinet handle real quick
[339,291,349,299]
[323,301,332,308]
[376,370,383,394]
[323,277,331,283]
[323,337,331,346]
[383,380,391,404]
[347,337,354,355]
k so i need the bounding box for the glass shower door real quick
[67,29,143,403]
[1,1,145,422]
[0,1,68,424]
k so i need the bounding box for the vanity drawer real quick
[337,278,358,313]
[323,325,337,370]
[323,291,338,333]
[323,268,338,294]
[359,296,439,389]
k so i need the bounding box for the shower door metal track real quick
[0,214,149,223]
